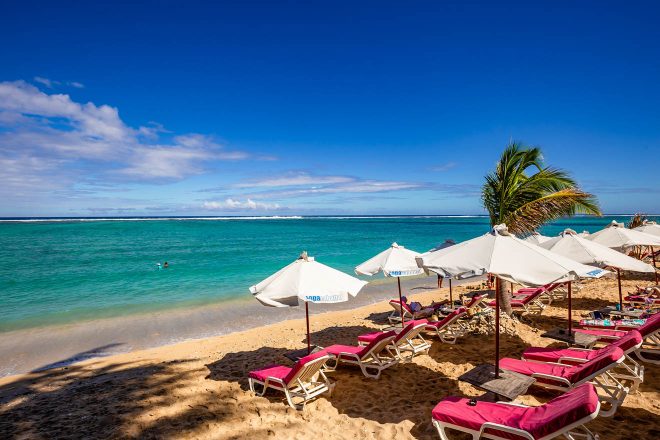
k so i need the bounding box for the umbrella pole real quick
[449,278,453,308]
[617,268,623,309]
[306,302,311,354]
[653,247,658,285]
[398,276,405,327]
[495,277,500,379]
[568,281,572,333]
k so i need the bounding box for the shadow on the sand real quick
[31,343,125,372]
[205,346,293,390]
[0,358,228,439]
[324,355,460,439]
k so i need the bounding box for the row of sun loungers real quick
[248,284,659,437]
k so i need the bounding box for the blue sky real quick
[1,1,659,216]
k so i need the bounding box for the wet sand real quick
[0,274,461,377]
[0,274,658,439]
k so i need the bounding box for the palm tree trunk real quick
[497,277,513,316]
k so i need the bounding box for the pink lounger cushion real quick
[501,346,623,385]
[248,350,329,385]
[432,383,599,440]
[357,319,428,344]
[523,331,642,364]
[625,295,660,303]
[323,330,396,360]
[426,307,466,329]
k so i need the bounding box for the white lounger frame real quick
[523,340,645,392]
[359,322,431,361]
[432,400,600,440]
[636,328,660,365]
[325,335,399,379]
[248,354,333,410]
[517,355,628,417]
[425,311,469,344]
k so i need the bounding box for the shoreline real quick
[0,274,475,377]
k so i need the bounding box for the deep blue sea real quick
[0,215,654,332]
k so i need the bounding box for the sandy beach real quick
[0,274,658,439]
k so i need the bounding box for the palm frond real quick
[482,141,601,234]
[502,188,601,235]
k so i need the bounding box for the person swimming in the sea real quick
[163,261,169,268]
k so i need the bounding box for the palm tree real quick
[482,142,602,314]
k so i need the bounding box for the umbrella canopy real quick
[251,252,367,307]
[634,221,660,238]
[420,239,457,303]
[540,229,655,273]
[355,243,422,327]
[419,225,607,286]
[355,242,423,277]
[418,224,608,377]
[587,221,660,251]
[250,252,367,352]
[540,229,656,307]
[521,231,552,245]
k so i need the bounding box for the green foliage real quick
[482,142,601,235]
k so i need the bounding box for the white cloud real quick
[0,80,252,189]
[69,81,85,89]
[203,198,281,211]
[34,76,57,88]
[234,172,354,188]
[430,162,457,172]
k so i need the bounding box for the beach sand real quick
[0,275,658,439]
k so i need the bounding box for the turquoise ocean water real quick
[0,215,655,332]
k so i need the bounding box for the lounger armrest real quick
[478,422,535,440]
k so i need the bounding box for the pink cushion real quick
[432,383,599,440]
[426,307,466,329]
[324,330,396,360]
[248,350,329,385]
[249,365,292,385]
[464,294,487,308]
[574,328,627,339]
[502,346,623,385]
[638,312,660,336]
[625,295,660,304]
[523,331,642,364]
[390,299,412,313]
[357,319,428,344]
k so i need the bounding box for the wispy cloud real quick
[33,76,85,89]
[234,172,354,188]
[203,198,281,211]
[0,80,254,196]
[226,172,428,199]
[430,162,457,172]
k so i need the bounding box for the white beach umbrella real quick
[521,231,552,245]
[355,242,423,326]
[418,224,608,376]
[588,221,660,284]
[419,239,458,305]
[634,221,660,238]
[250,252,367,353]
[540,229,656,306]
[588,221,660,250]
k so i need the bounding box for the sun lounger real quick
[574,312,660,365]
[357,319,431,361]
[522,330,644,392]
[322,330,399,379]
[424,307,469,344]
[387,299,436,324]
[248,351,333,409]
[500,346,628,416]
[431,382,600,440]
[517,282,568,301]
[487,287,547,315]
